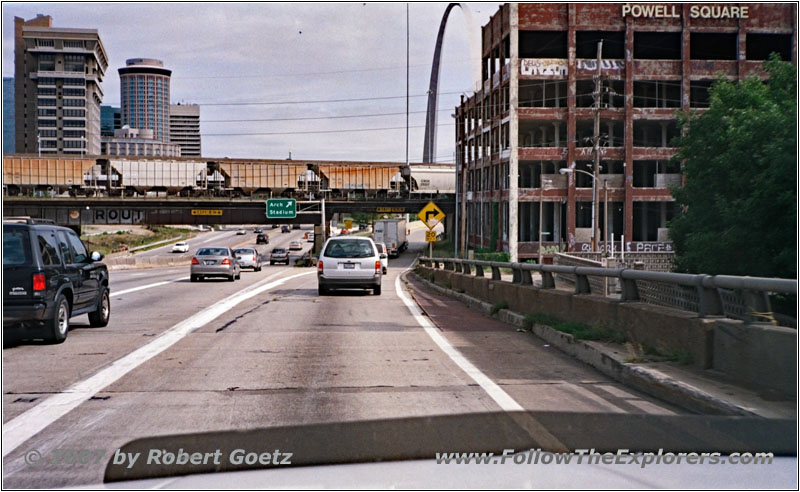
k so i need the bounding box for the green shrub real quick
[490,300,509,315]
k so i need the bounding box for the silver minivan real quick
[317,237,382,296]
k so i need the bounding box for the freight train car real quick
[2,156,97,196]
[409,164,455,194]
[105,158,208,196]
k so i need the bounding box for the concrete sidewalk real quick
[404,272,795,419]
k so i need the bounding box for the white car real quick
[171,241,189,253]
[317,237,382,296]
[375,242,388,274]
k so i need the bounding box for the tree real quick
[668,55,796,278]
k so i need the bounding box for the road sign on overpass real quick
[266,198,297,219]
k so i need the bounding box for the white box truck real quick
[373,218,407,258]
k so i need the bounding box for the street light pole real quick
[539,177,553,265]
[592,39,603,253]
[560,168,597,252]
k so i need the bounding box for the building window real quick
[37,77,56,85]
[40,140,58,148]
[633,32,681,59]
[633,120,679,147]
[633,81,681,108]
[746,33,792,60]
[519,31,567,58]
[519,80,567,108]
[37,108,57,116]
[63,88,85,96]
[39,129,57,137]
[63,78,85,86]
[38,87,56,95]
[38,119,57,127]
[64,130,86,138]
[63,109,86,117]
[690,33,737,60]
[37,39,55,47]
[689,81,714,108]
[64,98,85,107]
[64,40,84,48]
[63,120,86,127]
[576,79,625,108]
[37,98,57,106]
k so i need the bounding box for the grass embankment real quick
[82,226,198,256]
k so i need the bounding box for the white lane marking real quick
[113,277,189,296]
[200,232,233,244]
[2,269,313,457]
[394,267,523,412]
[394,259,568,451]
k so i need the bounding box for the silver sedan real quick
[234,248,262,271]
[190,246,241,282]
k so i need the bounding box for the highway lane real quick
[2,228,682,488]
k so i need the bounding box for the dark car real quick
[253,228,263,234]
[3,218,110,344]
[281,225,291,233]
[292,224,301,230]
[269,248,290,265]
[256,233,269,244]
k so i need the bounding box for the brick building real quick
[454,3,796,261]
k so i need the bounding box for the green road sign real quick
[266,198,297,219]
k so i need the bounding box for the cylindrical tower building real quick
[118,58,171,142]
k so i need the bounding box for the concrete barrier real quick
[418,265,718,369]
[713,320,797,398]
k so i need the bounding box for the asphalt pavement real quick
[3,227,684,488]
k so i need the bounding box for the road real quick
[2,227,684,488]
[133,225,313,264]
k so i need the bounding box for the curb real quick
[406,272,758,417]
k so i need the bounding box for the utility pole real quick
[603,178,608,255]
[592,39,603,252]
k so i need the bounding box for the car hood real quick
[102,411,795,486]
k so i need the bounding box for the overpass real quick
[2,195,457,233]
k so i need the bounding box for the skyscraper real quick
[119,58,171,142]
[169,103,201,157]
[14,15,108,155]
[3,77,14,153]
[100,104,121,137]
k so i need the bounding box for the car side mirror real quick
[91,251,104,262]
[380,254,387,259]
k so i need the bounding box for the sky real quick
[3,2,500,162]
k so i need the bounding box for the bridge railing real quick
[417,257,797,324]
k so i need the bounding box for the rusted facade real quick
[455,3,796,260]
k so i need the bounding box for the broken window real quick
[576,80,625,108]
[747,33,792,60]
[518,161,566,188]
[575,31,625,59]
[519,31,568,58]
[633,160,681,187]
[519,120,566,148]
[633,120,680,147]
[634,32,681,59]
[633,80,681,108]
[690,81,714,108]
[575,120,624,147]
[519,80,567,108]
[633,201,677,241]
[690,33,737,60]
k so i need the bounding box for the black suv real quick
[3,218,110,344]
[281,225,291,233]
[256,233,269,244]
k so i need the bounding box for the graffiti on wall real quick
[521,59,568,77]
[575,242,673,253]
[576,59,626,73]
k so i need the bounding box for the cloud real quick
[3,2,497,161]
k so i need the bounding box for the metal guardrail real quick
[417,257,797,322]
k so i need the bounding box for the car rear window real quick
[197,248,228,256]
[272,249,286,253]
[3,228,31,266]
[234,249,255,255]
[324,239,375,258]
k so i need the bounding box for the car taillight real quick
[375,261,381,273]
[191,257,199,265]
[221,258,231,265]
[318,260,323,273]
[33,273,46,291]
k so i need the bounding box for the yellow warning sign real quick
[425,230,437,242]
[191,209,223,216]
[417,201,446,230]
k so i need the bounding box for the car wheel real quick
[43,295,70,344]
[190,275,198,282]
[318,285,328,296]
[88,288,111,327]
[235,271,241,280]
[228,275,235,282]
[270,261,274,265]
[383,267,387,275]
[373,285,382,296]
